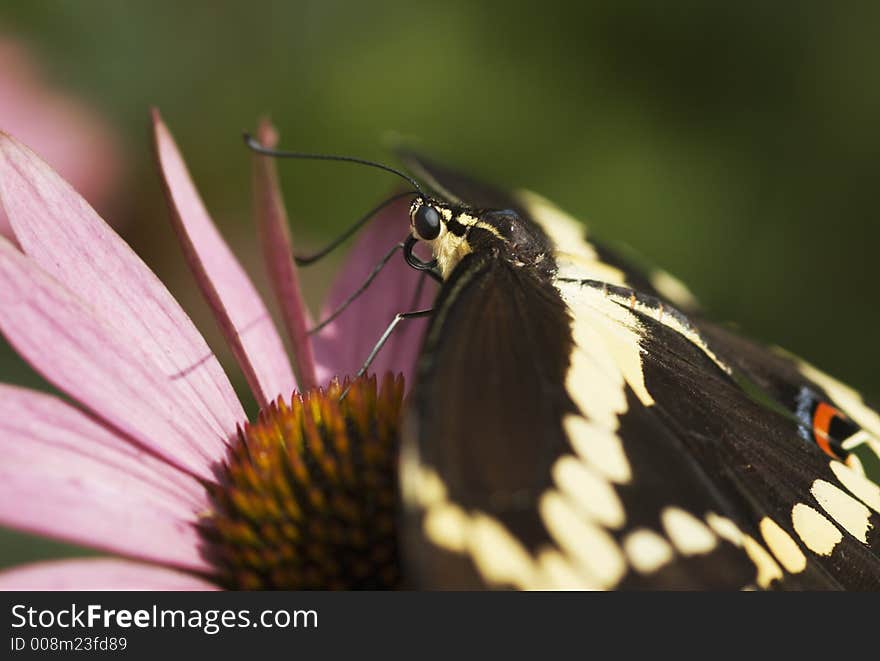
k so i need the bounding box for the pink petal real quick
[0,237,223,480]
[153,110,296,408]
[251,120,318,391]
[0,38,122,241]
[0,386,211,571]
[0,559,217,591]
[313,196,436,387]
[0,384,205,511]
[0,132,243,451]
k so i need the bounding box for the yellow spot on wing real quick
[414,472,539,588]
[623,529,675,574]
[422,503,468,553]
[600,286,730,375]
[705,512,744,547]
[519,188,630,287]
[565,346,624,430]
[661,507,717,556]
[564,414,632,484]
[535,548,600,590]
[468,514,537,589]
[829,460,880,514]
[791,502,842,556]
[742,535,784,588]
[539,491,627,589]
[404,465,447,508]
[409,467,606,590]
[811,479,872,543]
[552,455,625,529]
[561,281,654,408]
[565,320,628,429]
[845,452,867,476]
[555,252,629,284]
[516,189,598,261]
[759,517,806,574]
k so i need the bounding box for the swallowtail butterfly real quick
[396,152,880,590]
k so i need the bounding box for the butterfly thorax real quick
[409,197,557,280]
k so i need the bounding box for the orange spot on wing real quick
[812,402,842,459]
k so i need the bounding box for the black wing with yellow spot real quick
[398,152,880,590]
[401,249,576,588]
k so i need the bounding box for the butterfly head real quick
[408,196,501,279]
[408,196,555,280]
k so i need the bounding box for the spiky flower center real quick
[201,374,404,589]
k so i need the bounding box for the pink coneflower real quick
[0,111,433,590]
[0,36,122,240]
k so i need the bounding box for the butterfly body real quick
[397,154,880,590]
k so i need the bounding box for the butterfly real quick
[394,151,880,590]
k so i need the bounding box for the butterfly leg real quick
[309,240,405,334]
[339,307,434,399]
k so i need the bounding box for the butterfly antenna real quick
[295,190,417,265]
[243,133,424,194]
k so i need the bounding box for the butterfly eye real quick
[414,204,442,240]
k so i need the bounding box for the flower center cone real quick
[201,373,403,589]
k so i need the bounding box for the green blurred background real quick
[0,2,878,569]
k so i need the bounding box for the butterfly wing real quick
[401,249,575,588]
[399,152,880,589]
[401,256,763,589]
[616,291,880,588]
